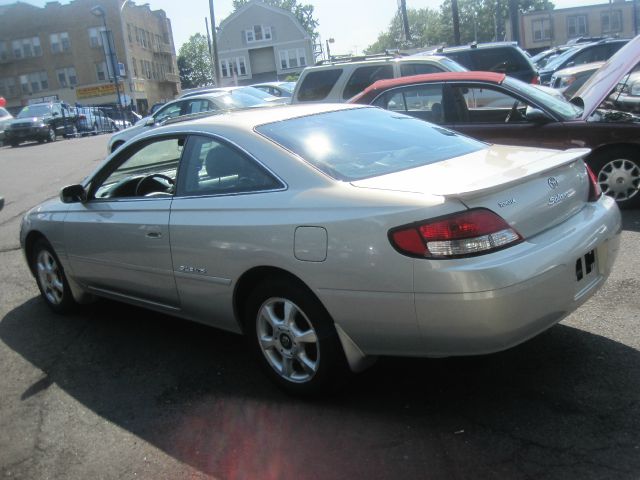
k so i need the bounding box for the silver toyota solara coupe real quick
[21,104,621,394]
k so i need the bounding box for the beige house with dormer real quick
[216,1,314,86]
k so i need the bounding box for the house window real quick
[220,57,247,78]
[601,10,622,33]
[12,37,41,58]
[88,27,106,47]
[245,25,272,43]
[96,61,107,81]
[132,57,138,77]
[50,32,70,54]
[280,48,307,69]
[567,15,588,37]
[56,67,77,87]
[21,71,48,93]
[0,77,17,98]
[532,18,551,41]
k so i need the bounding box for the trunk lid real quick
[572,35,640,120]
[351,145,591,239]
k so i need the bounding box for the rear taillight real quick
[79,114,86,120]
[586,163,601,202]
[390,209,523,259]
[531,75,540,85]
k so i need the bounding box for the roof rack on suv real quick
[315,50,406,66]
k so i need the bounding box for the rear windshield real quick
[297,69,342,101]
[256,107,485,181]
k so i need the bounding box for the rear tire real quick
[591,147,640,209]
[244,279,349,396]
[31,238,77,314]
[46,127,56,143]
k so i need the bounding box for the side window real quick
[450,85,531,123]
[185,99,216,114]
[154,102,182,123]
[472,48,524,74]
[297,69,342,101]
[570,48,595,66]
[444,51,473,69]
[400,63,443,76]
[93,137,184,199]
[374,84,445,123]
[178,135,282,196]
[343,65,394,100]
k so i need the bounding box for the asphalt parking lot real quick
[1,137,639,480]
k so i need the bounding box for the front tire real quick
[591,147,640,209]
[47,127,56,143]
[31,238,76,314]
[245,279,348,395]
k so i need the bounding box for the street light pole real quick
[91,5,123,123]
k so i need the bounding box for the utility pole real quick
[208,0,220,85]
[509,0,520,44]
[398,0,411,43]
[451,0,461,45]
[205,17,215,84]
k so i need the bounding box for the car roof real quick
[155,103,365,133]
[350,71,505,102]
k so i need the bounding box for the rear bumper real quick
[324,196,621,357]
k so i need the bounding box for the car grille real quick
[13,122,33,129]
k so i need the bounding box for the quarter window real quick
[400,63,443,76]
[343,64,394,100]
[178,136,281,196]
[297,69,342,101]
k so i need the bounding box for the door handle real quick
[146,232,162,239]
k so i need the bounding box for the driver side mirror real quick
[60,184,87,203]
[525,107,551,123]
[145,117,156,126]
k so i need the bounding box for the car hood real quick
[572,35,640,120]
[7,116,45,125]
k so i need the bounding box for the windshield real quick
[504,77,583,120]
[256,107,485,181]
[236,86,279,101]
[216,92,266,108]
[280,82,296,93]
[542,46,580,71]
[17,105,51,118]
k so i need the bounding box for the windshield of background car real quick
[256,107,485,181]
[543,46,581,71]
[280,82,296,93]
[17,105,50,118]
[503,77,583,119]
[226,91,268,107]
[237,86,278,101]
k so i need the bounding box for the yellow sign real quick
[76,82,124,99]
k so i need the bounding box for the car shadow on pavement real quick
[1,297,639,479]
[621,208,640,233]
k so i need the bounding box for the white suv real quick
[291,54,466,104]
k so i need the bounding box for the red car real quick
[350,36,640,208]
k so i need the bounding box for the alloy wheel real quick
[256,297,320,383]
[597,158,640,201]
[36,249,64,305]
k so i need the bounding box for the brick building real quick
[0,0,180,114]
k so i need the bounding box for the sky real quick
[0,0,615,55]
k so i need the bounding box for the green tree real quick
[366,0,553,52]
[177,33,213,89]
[231,0,319,39]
